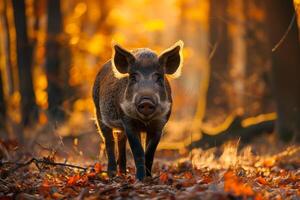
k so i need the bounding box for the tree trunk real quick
[205,0,247,122]
[12,0,38,127]
[45,0,65,121]
[244,0,274,116]
[227,0,246,113]
[0,0,14,95]
[0,69,6,129]
[189,116,274,150]
[294,0,300,33]
[265,0,300,142]
[205,0,231,123]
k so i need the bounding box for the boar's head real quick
[111,41,184,122]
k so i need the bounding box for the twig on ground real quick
[1,157,87,176]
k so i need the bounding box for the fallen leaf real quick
[67,174,80,185]
[254,193,264,200]
[257,176,267,185]
[183,171,193,179]
[159,172,170,184]
[94,163,102,173]
[51,192,65,199]
[224,170,254,197]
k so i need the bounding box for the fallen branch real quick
[1,157,87,177]
[189,116,275,150]
[34,158,87,170]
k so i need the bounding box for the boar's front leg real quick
[122,121,145,180]
[117,134,127,174]
[145,131,161,177]
[99,123,117,177]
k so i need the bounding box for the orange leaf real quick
[201,176,213,184]
[41,179,50,188]
[94,163,102,173]
[255,193,264,200]
[79,175,89,184]
[51,192,65,199]
[257,177,267,185]
[67,174,80,185]
[87,172,96,178]
[224,170,254,196]
[39,179,51,195]
[181,178,196,187]
[184,171,193,179]
[263,158,275,167]
[159,172,169,183]
[224,170,236,180]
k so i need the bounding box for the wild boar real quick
[92,41,184,180]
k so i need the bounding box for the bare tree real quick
[205,0,231,123]
[0,69,6,129]
[45,0,65,121]
[12,0,38,126]
[266,0,300,142]
[0,0,14,95]
[244,0,274,116]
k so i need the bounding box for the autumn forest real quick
[0,0,300,199]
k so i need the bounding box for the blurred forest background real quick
[0,0,300,155]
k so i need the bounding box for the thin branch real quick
[209,40,219,60]
[272,12,296,52]
[0,178,9,185]
[1,157,87,176]
[34,158,87,170]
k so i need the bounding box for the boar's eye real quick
[153,73,164,84]
[129,73,138,83]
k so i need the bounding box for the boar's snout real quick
[136,96,157,117]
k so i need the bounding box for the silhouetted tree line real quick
[0,0,69,143]
[0,0,299,144]
[205,0,300,143]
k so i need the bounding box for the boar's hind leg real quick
[99,123,117,177]
[117,134,127,174]
[145,132,161,177]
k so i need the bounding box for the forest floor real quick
[0,133,300,200]
[0,113,299,200]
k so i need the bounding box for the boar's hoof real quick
[108,170,117,178]
[119,168,127,175]
[136,166,146,181]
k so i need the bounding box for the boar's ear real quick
[111,42,135,79]
[158,40,184,79]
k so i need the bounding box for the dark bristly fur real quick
[93,41,183,180]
